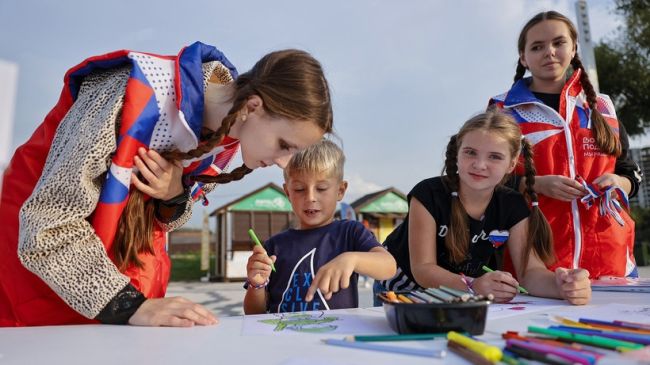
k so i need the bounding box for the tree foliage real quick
[594,0,650,136]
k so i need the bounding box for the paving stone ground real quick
[167,267,650,318]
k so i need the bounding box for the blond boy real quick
[243,140,396,313]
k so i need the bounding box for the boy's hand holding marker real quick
[246,244,277,288]
[554,267,591,305]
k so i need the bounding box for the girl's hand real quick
[472,270,519,303]
[131,147,184,200]
[128,297,218,327]
[555,268,591,305]
[534,175,586,201]
[246,245,276,287]
[592,173,624,190]
[306,253,356,301]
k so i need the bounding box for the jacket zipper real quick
[507,92,582,269]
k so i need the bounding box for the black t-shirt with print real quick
[264,220,380,313]
[384,176,530,288]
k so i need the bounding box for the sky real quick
[0,0,637,228]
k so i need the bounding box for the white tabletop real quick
[1,291,648,365]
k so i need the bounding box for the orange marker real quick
[386,291,399,302]
[397,294,413,303]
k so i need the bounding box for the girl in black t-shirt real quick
[380,111,591,304]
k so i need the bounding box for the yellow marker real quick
[386,291,399,303]
[553,316,593,329]
[447,331,502,362]
[396,294,413,304]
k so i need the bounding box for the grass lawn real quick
[169,252,213,281]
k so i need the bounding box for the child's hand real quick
[246,245,276,287]
[305,253,357,301]
[131,147,184,201]
[555,267,591,305]
[128,297,218,327]
[592,173,624,190]
[534,175,586,201]
[472,270,519,303]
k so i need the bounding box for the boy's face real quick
[283,171,348,230]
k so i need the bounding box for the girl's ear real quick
[508,154,518,173]
[519,52,527,69]
[245,95,263,115]
[571,43,577,61]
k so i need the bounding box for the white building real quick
[0,59,19,195]
[630,147,650,209]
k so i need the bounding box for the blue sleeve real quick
[350,221,381,252]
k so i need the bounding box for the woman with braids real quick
[0,42,332,327]
[377,111,591,304]
[488,11,642,279]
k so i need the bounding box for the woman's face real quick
[234,97,324,170]
[520,19,576,85]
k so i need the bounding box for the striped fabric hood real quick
[60,42,239,253]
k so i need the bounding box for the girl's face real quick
[456,130,517,195]
[235,97,324,169]
[283,171,347,230]
[520,19,576,85]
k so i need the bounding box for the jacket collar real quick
[504,69,583,108]
[504,77,538,107]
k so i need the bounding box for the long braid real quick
[160,79,254,184]
[571,56,621,156]
[520,138,555,274]
[114,49,332,271]
[115,93,252,270]
[442,135,469,264]
[513,60,527,84]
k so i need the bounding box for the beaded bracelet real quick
[243,278,269,290]
[459,273,475,295]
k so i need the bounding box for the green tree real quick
[594,0,650,136]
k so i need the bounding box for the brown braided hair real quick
[442,134,470,263]
[113,49,333,270]
[520,139,555,274]
[571,56,621,156]
[514,11,620,156]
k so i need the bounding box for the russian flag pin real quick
[488,230,509,248]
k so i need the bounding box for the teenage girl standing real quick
[489,11,642,279]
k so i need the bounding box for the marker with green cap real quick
[248,228,276,272]
[481,265,528,294]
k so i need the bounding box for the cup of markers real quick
[378,286,491,335]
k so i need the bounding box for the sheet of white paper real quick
[241,308,394,336]
[279,357,358,365]
[487,295,566,320]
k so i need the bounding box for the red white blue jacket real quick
[0,42,239,326]
[489,70,637,278]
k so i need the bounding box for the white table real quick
[1,291,648,365]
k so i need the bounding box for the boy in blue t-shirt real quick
[243,140,396,314]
